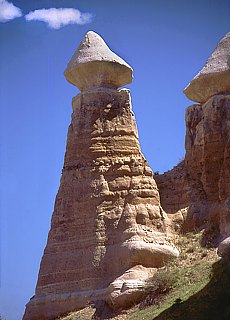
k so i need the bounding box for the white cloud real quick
[25,8,93,29]
[0,0,22,22]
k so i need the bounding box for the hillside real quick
[58,232,230,320]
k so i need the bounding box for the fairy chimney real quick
[23,31,178,320]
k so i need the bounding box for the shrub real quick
[139,269,176,308]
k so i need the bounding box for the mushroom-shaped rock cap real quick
[64,31,133,91]
[184,32,230,103]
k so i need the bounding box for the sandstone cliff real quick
[23,31,178,320]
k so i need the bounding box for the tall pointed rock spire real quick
[184,32,230,103]
[23,31,178,320]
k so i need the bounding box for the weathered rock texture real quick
[217,236,230,259]
[64,31,133,91]
[105,265,157,308]
[156,32,230,249]
[23,32,178,320]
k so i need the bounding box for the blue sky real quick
[0,0,229,319]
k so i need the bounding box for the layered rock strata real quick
[156,32,230,247]
[23,31,178,320]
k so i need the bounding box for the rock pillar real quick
[156,32,230,247]
[23,31,178,320]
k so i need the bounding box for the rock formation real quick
[23,31,179,320]
[156,32,230,249]
[64,31,132,91]
[184,32,230,103]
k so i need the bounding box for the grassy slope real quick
[58,307,95,320]
[127,232,230,320]
[150,260,230,320]
[59,233,230,320]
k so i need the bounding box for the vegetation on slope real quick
[59,232,230,320]
[128,233,226,320]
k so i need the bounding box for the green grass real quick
[151,260,230,320]
[58,307,95,320]
[128,259,213,320]
[128,233,230,320]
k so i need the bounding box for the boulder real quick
[105,265,157,308]
[218,237,230,259]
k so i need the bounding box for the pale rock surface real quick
[64,31,133,91]
[23,32,178,320]
[184,32,230,103]
[157,94,230,240]
[105,265,157,308]
[217,237,230,259]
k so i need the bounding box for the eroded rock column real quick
[156,32,230,247]
[184,32,230,251]
[23,31,178,320]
